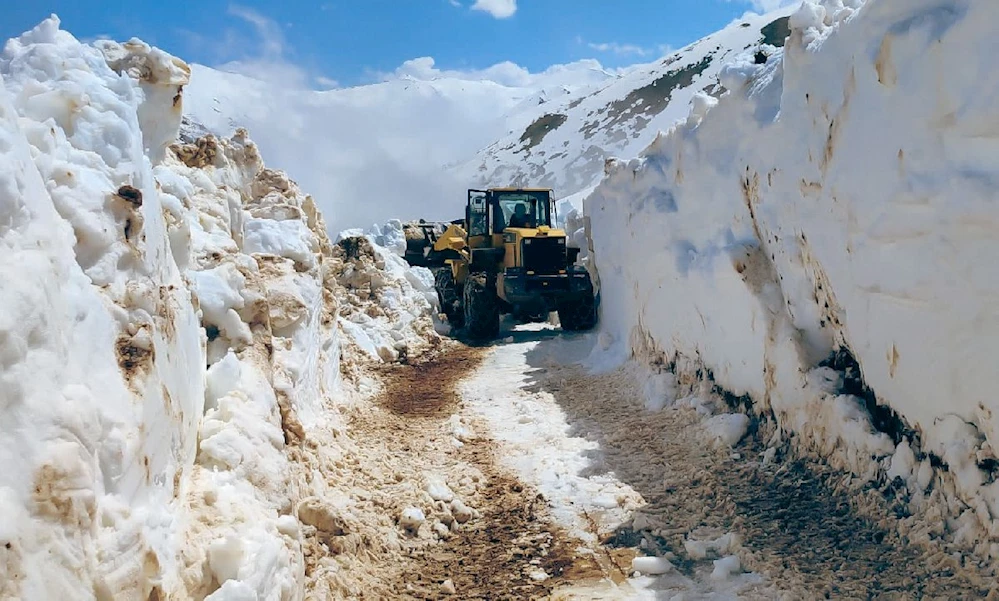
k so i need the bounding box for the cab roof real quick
[487,187,553,193]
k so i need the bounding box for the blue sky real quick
[7,0,782,88]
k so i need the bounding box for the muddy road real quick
[309,343,612,600]
[305,326,997,600]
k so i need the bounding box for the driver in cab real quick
[508,203,535,228]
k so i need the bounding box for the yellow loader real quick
[428,188,597,340]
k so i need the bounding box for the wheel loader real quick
[426,187,597,340]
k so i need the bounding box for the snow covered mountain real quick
[183,60,618,232]
[182,8,795,232]
[452,8,796,206]
[584,0,999,560]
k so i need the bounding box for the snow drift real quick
[0,17,437,600]
[586,0,999,558]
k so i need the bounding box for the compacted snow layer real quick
[0,17,439,600]
[585,0,999,559]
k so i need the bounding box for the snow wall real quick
[0,17,437,600]
[586,0,999,558]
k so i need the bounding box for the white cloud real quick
[471,0,517,19]
[227,4,285,58]
[728,0,798,13]
[314,75,339,89]
[578,39,676,60]
[376,56,619,89]
[587,41,650,57]
[448,0,462,6]
[181,4,321,89]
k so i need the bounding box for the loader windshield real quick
[493,191,551,232]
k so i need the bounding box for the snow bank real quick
[0,18,205,599]
[586,0,999,558]
[0,16,437,599]
[332,226,441,362]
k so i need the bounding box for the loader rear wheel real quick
[463,271,500,340]
[557,291,596,332]
[434,268,463,328]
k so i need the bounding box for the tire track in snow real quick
[303,341,609,599]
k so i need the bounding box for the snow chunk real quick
[632,556,674,575]
[450,499,474,524]
[711,555,742,580]
[684,532,740,560]
[244,218,317,268]
[400,506,426,532]
[704,413,750,447]
[189,263,252,350]
[424,475,455,502]
[208,536,244,585]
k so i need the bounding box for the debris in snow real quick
[332,233,440,362]
[632,556,674,575]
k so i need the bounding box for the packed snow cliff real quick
[0,17,437,600]
[585,0,999,560]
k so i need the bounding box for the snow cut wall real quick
[0,16,347,599]
[587,0,999,557]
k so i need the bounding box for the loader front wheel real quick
[434,268,464,328]
[463,271,500,340]
[557,291,596,332]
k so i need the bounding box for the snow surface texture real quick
[0,18,438,600]
[585,0,999,560]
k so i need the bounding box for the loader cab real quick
[466,188,554,242]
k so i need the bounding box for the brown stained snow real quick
[300,342,610,600]
[522,350,998,599]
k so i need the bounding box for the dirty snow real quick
[0,17,441,600]
[330,230,440,362]
[585,0,999,560]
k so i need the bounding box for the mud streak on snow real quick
[341,344,606,600]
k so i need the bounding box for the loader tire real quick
[557,291,597,332]
[463,271,500,340]
[434,268,463,328]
